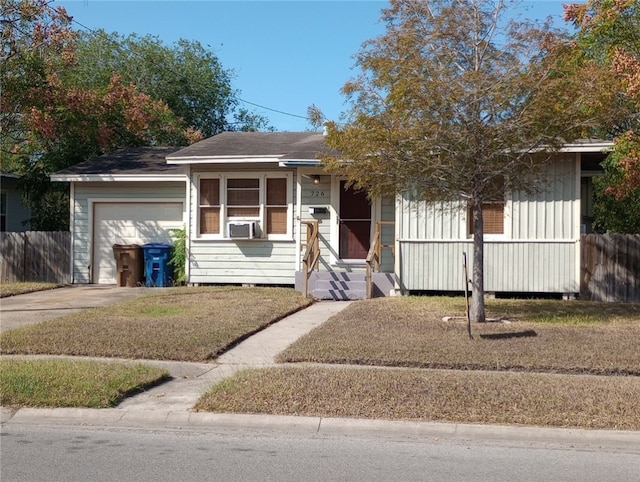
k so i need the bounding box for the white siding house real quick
[52,134,611,299]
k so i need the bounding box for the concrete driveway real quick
[0,285,154,333]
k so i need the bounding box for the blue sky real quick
[57,1,573,132]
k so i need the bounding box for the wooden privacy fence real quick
[581,234,640,302]
[0,231,71,284]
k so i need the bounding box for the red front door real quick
[339,181,371,260]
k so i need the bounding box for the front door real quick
[339,181,371,260]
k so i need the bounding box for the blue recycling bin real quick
[142,242,173,287]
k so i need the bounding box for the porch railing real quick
[365,221,395,299]
[301,220,320,298]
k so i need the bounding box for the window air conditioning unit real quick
[227,221,256,239]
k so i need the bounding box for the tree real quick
[69,31,272,136]
[564,0,640,232]
[1,1,200,230]
[1,0,76,170]
[319,0,613,322]
[22,72,200,229]
[592,132,640,233]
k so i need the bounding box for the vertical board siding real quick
[484,241,577,292]
[510,157,577,240]
[581,234,640,302]
[399,241,471,291]
[73,182,186,283]
[395,156,579,294]
[380,196,396,273]
[0,231,71,283]
[399,240,578,293]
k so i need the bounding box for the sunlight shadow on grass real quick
[479,330,537,340]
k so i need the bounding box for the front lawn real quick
[196,296,640,430]
[195,366,640,430]
[0,359,168,408]
[277,297,640,375]
[0,286,311,361]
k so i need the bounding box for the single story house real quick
[52,132,610,299]
[0,171,31,232]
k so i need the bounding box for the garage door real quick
[93,202,183,284]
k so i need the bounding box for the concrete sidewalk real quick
[1,301,352,415]
[117,300,352,411]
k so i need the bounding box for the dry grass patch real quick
[0,287,311,361]
[0,359,168,408]
[0,282,61,298]
[195,366,640,430]
[277,297,640,375]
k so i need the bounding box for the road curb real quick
[3,407,639,450]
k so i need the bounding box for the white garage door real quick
[93,202,183,284]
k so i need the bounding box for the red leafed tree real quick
[1,0,200,229]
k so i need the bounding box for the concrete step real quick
[310,288,366,301]
[295,271,396,300]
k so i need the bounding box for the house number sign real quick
[309,191,326,197]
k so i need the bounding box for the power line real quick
[236,98,308,119]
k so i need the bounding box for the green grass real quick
[0,359,168,408]
[0,286,311,361]
[0,282,61,298]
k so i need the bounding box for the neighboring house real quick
[0,171,31,232]
[52,133,610,299]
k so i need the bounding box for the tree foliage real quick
[69,31,271,136]
[565,0,640,232]
[592,132,640,233]
[1,0,76,170]
[320,0,613,321]
[1,1,272,230]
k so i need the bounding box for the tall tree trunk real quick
[470,200,486,322]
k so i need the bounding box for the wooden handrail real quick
[301,220,320,298]
[366,221,395,299]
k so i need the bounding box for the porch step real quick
[295,271,397,301]
[313,275,366,300]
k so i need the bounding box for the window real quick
[227,178,260,218]
[266,178,287,234]
[199,178,220,235]
[469,177,505,235]
[198,174,291,238]
[0,192,6,232]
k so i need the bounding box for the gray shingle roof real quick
[53,147,183,176]
[166,131,337,160]
[52,132,338,178]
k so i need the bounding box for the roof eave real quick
[166,155,283,164]
[559,141,614,153]
[278,160,324,167]
[50,174,188,182]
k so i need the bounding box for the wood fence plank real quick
[0,231,70,284]
[580,234,640,303]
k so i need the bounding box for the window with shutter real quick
[197,174,290,238]
[199,178,220,234]
[469,177,505,235]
